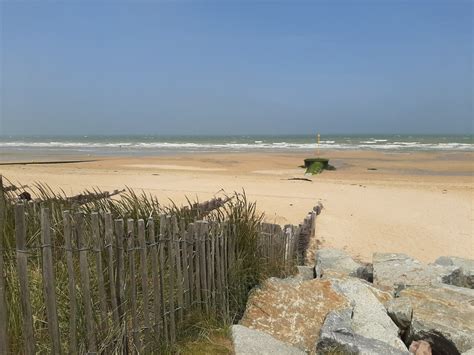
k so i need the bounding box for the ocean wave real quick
[0,141,473,151]
[393,142,421,145]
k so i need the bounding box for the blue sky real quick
[1,1,472,136]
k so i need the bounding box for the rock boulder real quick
[232,325,306,355]
[295,265,315,281]
[434,256,474,288]
[373,253,459,293]
[400,285,474,353]
[331,278,408,351]
[239,277,349,352]
[316,308,409,355]
[315,248,372,281]
[386,297,413,331]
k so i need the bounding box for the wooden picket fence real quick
[0,202,320,354]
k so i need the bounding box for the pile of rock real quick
[232,248,474,354]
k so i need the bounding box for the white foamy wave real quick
[0,140,472,151]
[360,139,389,144]
[393,142,420,145]
[0,141,134,148]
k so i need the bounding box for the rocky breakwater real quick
[232,249,474,354]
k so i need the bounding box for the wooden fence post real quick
[181,220,191,310]
[223,223,229,318]
[147,217,162,344]
[105,213,119,325]
[222,228,228,316]
[310,210,316,238]
[172,216,184,323]
[92,212,107,333]
[0,177,9,354]
[114,219,125,321]
[198,221,209,314]
[127,219,142,352]
[159,215,169,342]
[76,212,97,353]
[294,225,300,262]
[15,203,36,355]
[63,211,78,354]
[41,207,61,354]
[208,223,216,312]
[138,219,151,347]
[215,228,223,316]
[192,223,202,310]
[186,224,195,309]
[269,224,274,265]
[167,216,176,344]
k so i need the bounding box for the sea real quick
[0,135,472,158]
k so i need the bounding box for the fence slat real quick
[159,215,169,342]
[114,219,126,321]
[215,231,223,316]
[230,224,237,270]
[223,224,229,317]
[193,223,202,310]
[186,224,195,309]
[223,225,229,318]
[0,177,9,354]
[172,216,184,323]
[15,203,36,355]
[41,208,61,354]
[105,213,119,324]
[76,212,97,353]
[198,221,208,313]
[181,220,190,310]
[167,216,176,343]
[92,212,107,332]
[147,218,162,344]
[138,219,151,346]
[63,211,78,354]
[208,223,215,312]
[127,219,142,352]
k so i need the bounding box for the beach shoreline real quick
[1,149,472,263]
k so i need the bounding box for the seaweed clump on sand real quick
[304,158,335,175]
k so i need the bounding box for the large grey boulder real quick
[434,256,474,288]
[240,277,350,352]
[232,325,306,355]
[331,278,408,351]
[315,248,372,281]
[373,253,460,293]
[400,285,474,353]
[295,265,315,281]
[316,308,409,355]
[386,297,413,331]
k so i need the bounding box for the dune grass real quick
[0,176,295,353]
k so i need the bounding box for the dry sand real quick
[1,150,472,263]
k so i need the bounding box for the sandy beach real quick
[1,150,472,263]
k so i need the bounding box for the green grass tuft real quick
[0,177,294,353]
